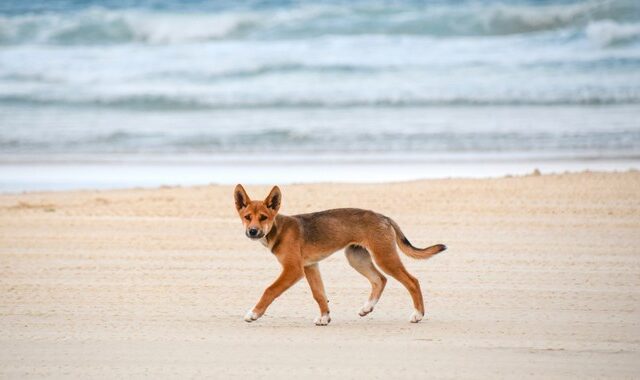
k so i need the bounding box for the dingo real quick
[234,184,446,325]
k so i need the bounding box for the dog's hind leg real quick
[368,241,425,323]
[304,264,331,326]
[345,245,387,317]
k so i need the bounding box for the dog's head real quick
[234,184,281,240]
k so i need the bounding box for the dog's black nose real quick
[248,228,259,237]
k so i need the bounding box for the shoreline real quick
[1,157,638,193]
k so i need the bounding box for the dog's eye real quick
[259,214,268,221]
[244,215,251,221]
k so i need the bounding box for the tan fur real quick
[234,184,446,325]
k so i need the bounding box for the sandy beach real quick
[1,171,639,378]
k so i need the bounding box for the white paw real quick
[244,309,259,323]
[409,309,424,323]
[358,298,378,317]
[314,313,331,326]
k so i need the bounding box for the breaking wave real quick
[586,20,640,46]
[1,0,639,45]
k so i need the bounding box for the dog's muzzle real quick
[246,228,264,239]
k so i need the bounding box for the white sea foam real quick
[586,20,640,47]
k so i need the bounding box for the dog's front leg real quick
[244,261,304,322]
[304,264,331,326]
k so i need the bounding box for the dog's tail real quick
[387,217,446,260]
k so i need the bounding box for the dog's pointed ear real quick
[234,184,250,211]
[264,186,281,212]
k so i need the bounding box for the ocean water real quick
[1,0,639,190]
